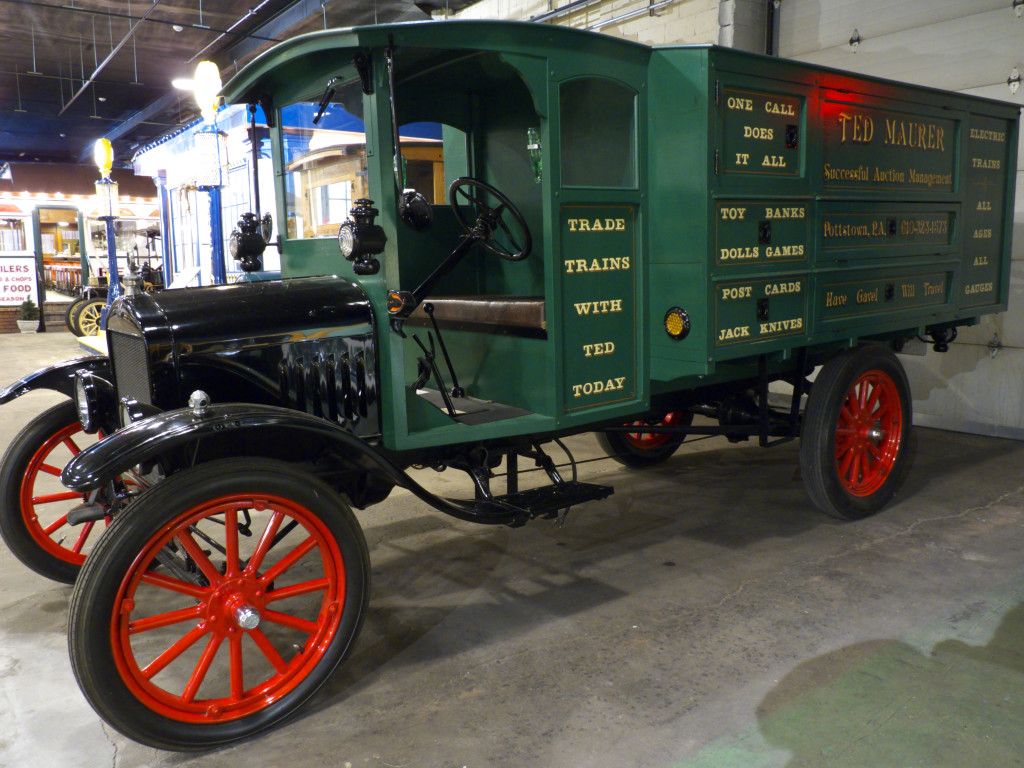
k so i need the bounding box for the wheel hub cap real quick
[233,603,261,630]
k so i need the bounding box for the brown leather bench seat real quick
[406,295,547,338]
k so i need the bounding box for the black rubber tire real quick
[64,298,89,336]
[799,344,913,519]
[68,457,370,750]
[596,411,694,468]
[72,298,106,337]
[0,401,98,583]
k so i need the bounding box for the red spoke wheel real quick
[596,411,694,468]
[68,458,369,750]
[799,345,913,519]
[0,401,106,583]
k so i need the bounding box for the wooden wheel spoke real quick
[139,570,211,599]
[838,445,856,478]
[835,435,857,457]
[34,491,82,506]
[261,608,320,635]
[229,633,245,700]
[265,576,330,603]
[244,510,285,576]
[865,382,882,414]
[181,633,224,704]
[141,623,208,679]
[70,521,94,553]
[42,513,71,535]
[258,536,317,586]
[39,462,63,477]
[249,627,289,673]
[224,508,240,578]
[175,529,223,587]
[129,604,204,634]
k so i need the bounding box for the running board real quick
[457,481,613,527]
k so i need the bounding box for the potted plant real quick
[17,298,39,333]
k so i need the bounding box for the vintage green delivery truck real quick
[0,19,1017,749]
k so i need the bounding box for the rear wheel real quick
[0,401,107,582]
[72,298,106,336]
[68,458,370,750]
[596,411,694,467]
[64,298,89,336]
[799,345,912,519]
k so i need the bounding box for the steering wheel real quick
[449,177,532,261]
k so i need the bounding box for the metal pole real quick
[208,188,226,284]
[99,215,121,330]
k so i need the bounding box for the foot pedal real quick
[67,503,107,526]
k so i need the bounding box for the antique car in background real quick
[0,19,1018,750]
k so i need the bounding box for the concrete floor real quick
[2,331,1024,768]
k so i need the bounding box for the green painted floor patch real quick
[675,579,1024,768]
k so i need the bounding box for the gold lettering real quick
[856,288,879,304]
[717,325,751,342]
[764,244,805,258]
[758,317,804,335]
[720,207,747,220]
[743,125,774,140]
[764,281,802,296]
[727,96,753,111]
[582,341,615,357]
[720,286,753,300]
[970,127,1006,142]
[571,377,628,398]
[764,207,805,219]
[965,282,994,295]
[719,247,759,261]
[573,300,624,316]
[825,291,847,308]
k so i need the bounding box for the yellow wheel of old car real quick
[74,299,106,336]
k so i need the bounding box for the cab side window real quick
[560,78,637,188]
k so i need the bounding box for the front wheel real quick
[0,401,106,582]
[68,458,370,750]
[799,344,912,519]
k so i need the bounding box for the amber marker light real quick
[664,307,691,340]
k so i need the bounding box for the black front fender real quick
[61,403,399,490]
[0,356,111,405]
[61,403,523,525]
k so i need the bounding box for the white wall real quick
[778,0,1024,438]
[446,0,725,47]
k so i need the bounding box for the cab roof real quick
[221,19,651,106]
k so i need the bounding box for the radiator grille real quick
[109,331,152,405]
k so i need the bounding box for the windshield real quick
[281,79,444,241]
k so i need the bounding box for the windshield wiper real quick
[313,77,338,125]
